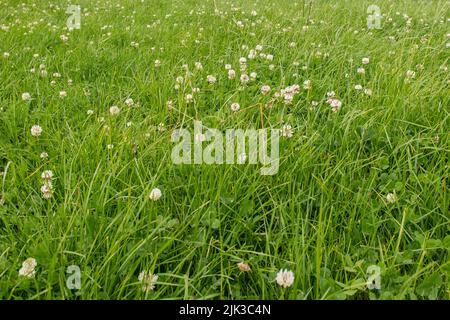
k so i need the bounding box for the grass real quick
[0,0,449,300]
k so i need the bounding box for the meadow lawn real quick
[0,0,449,299]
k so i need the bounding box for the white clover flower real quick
[240,74,249,84]
[250,72,257,80]
[40,183,52,199]
[149,187,162,201]
[357,67,365,74]
[266,54,274,61]
[125,98,134,107]
[255,44,263,51]
[59,91,67,99]
[166,100,174,111]
[276,269,294,288]
[110,106,120,116]
[286,84,300,94]
[87,109,94,115]
[228,69,236,80]
[386,193,398,204]
[22,92,31,101]
[30,125,43,137]
[362,57,370,65]
[154,59,161,67]
[176,76,184,84]
[355,84,363,90]
[261,85,271,95]
[364,88,373,96]
[207,75,216,84]
[248,49,257,60]
[406,70,416,79]
[185,94,193,103]
[230,102,240,112]
[303,80,312,90]
[237,262,251,272]
[329,99,342,112]
[157,122,166,132]
[281,124,294,138]
[41,170,53,181]
[194,62,203,70]
[283,94,292,104]
[40,152,48,160]
[138,272,158,292]
[268,64,275,71]
[239,57,247,65]
[107,144,114,150]
[60,34,69,42]
[19,258,37,278]
[3,52,10,59]
[224,64,232,70]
